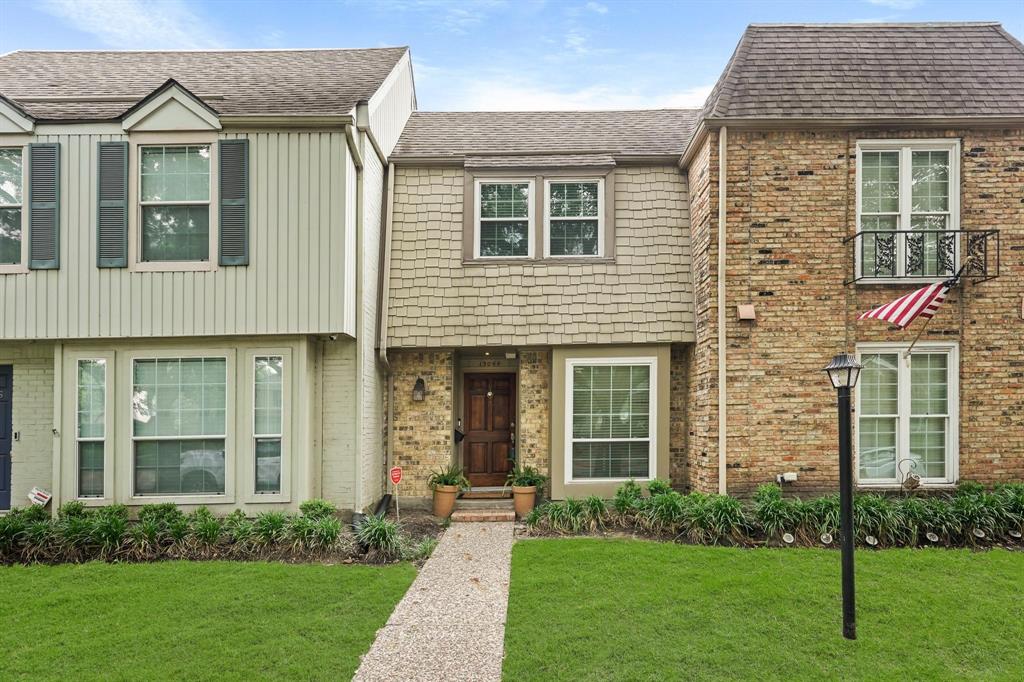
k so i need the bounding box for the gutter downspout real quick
[718,126,728,495]
[379,163,397,490]
[346,115,365,511]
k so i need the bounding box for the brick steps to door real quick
[450,510,516,523]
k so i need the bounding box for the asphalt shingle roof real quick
[703,22,1024,119]
[0,47,409,121]
[391,110,700,160]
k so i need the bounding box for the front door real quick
[463,373,515,487]
[0,366,12,510]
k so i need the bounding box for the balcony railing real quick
[844,229,1000,284]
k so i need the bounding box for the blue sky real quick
[1,0,1022,110]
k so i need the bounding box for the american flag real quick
[858,278,956,329]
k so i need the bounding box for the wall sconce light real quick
[412,377,426,401]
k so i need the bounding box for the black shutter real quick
[97,141,128,267]
[28,143,60,270]
[218,138,249,266]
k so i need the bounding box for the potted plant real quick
[427,464,470,518]
[506,465,548,518]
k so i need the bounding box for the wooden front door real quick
[463,373,516,487]
[0,366,12,510]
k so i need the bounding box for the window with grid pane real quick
[570,363,652,480]
[857,347,955,484]
[132,357,226,496]
[254,356,283,494]
[477,182,530,257]
[77,359,106,498]
[548,181,600,256]
[140,145,211,262]
[0,147,23,266]
[857,141,958,279]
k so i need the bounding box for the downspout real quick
[379,164,397,492]
[345,117,365,510]
[717,126,728,495]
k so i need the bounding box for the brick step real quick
[455,499,514,513]
[450,510,516,523]
[461,489,512,500]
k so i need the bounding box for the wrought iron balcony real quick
[844,229,999,284]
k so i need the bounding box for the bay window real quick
[545,179,603,257]
[139,145,212,262]
[856,139,960,280]
[566,358,656,481]
[475,180,533,258]
[856,343,958,485]
[132,357,226,496]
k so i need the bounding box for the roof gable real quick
[702,22,1024,120]
[0,94,33,133]
[121,79,221,131]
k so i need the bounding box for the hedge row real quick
[0,500,435,565]
[525,480,1024,548]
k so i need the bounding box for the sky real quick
[1,0,1022,111]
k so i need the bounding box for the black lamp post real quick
[824,352,863,641]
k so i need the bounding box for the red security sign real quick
[389,466,403,485]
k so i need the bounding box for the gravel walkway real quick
[353,521,514,682]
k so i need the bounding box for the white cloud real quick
[39,0,226,49]
[365,0,508,34]
[864,0,922,9]
[585,1,609,14]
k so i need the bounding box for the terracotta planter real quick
[432,485,459,518]
[512,485,537,518]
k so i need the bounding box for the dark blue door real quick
[0,365,12,510]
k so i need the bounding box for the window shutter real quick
[28,142,60,270]
[96,141,128,267]
[218,138,249,266]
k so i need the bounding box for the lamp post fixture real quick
[824,352,863,641]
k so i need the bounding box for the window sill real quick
[857,482,957,491]
[127,494,235,505]
[132,261,217,273]
[462,256,615,267]
[855,277,952,286]
[0,265,29,275]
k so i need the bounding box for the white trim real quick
[542,177,605,258]
[0,99,34,133]
[855,341,959,486]
[122,84,222,132]
[0,145,29,274]
[473,178,535,260]
[246,350,291,503]
[854,138,961,282]
[563,355,658,485]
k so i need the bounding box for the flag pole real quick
[903,256,975,359]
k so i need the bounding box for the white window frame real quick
[126,352,234,503]
[0,145,28,274]
[855,341,959,487]
[248,350,291,502]
[855,139,961,283]
[564,355,658,485]
[129,136,218,273]
[473,178,535,259]
[69,353,115,504]
[543,177,604,258]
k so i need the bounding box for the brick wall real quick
[320,339,357,506]
[517,349,550,489]
[0,343,55,508]
[669,345,690,488]
[390,350,454,497]
[387,165,695,348]
[688,127,1024,494]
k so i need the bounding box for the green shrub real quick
[92,510,128,557]
[130,518,162,557]
[956,481,986,497]
[22,521,57,561]
[356,515,400,559]
[58,501,89,521]
[59,514,95,553]
[427,463,471,490]
[506,464,548,489]
[612,480,644,515]
[252,512,288,545]
[138,503,185,528]
[752,484,792,539]
[582,495,608,530]
[224,510,254,544]
[647,479,673,497]
[403,536,438,562]
[0,513,27,552]
[299,499,337,520]
[643,491,686,532]
[12,505,50,524]
[190,515,223,547]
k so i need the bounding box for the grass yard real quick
[1,560,415,680]
[503,539,1024,681]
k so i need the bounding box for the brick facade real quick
[0,343,56,506]
[687,127,1024,495]
[517,349,551,489]
[390,350,454,498]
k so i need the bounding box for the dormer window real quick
[474,180,534,258]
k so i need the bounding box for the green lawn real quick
[503,539,1024,681]
[1,561,415,681]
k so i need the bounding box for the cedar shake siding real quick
[385,164,696,348]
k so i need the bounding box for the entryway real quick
[462,372,515,487]
[0,365,12,511]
